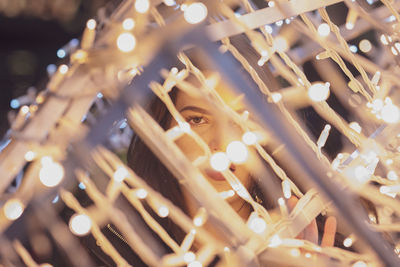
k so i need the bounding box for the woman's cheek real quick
[175,135,205,161]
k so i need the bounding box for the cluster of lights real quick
[209,138,252,172]
[39,156,64,187]
[368,98,400,123]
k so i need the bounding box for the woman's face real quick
[170,80,252,195]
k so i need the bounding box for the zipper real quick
[106,224,129,245]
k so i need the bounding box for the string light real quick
[135,0,150,13]
[69,214,92,236]
[317,124,331,149]
[3,199,24,220]
[274,36,288,52]
[345,9,358,30]
[184,2,208,24]
[59,64,69,74]
[268,234,282,247]
[113,166,128,182]
[210,152,230,171]
[352,261,367,267]
[136,188,148,199]
[305,253,312,258]
[271,92,282,103]
[183,251,196,263]
[282,180,291,199]
[86,19,96,30]
[381,103,400,123]
[359,39,372,53]
[158,205,169,217]
[387,171,398,181]
[349,122,362,133]
[122,18,135,30]
[343,236,353,247]
[163,0,176,6]
[117,33,137,52]
[39,157,64,187]
[248,216,267,234]
[226,141,248,164]
[308,82,330,102]
[380,34,389,45]
[317,23,331,37]
[219,190,235,199]
[290,248,301,257]
[24,151,36,161]
[242,132,257,145]
[188,261,202,267]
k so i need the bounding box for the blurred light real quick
[158,206,169,217]
[308,82,330,102]
[305,253,312,258]
[275,20,283,26]
[10,99,20,109]
[249,217,267,233]
[78,182,86,190]
[268,234,282,247]
[388,171,398,181]
[226,141,248,164]
[39,158,64,187]
[210,152,230,171]
[86,19,96,30]
[69,214,92,236]
[349,122,362,133]
[163,0,176,6]
[274,36,288,52]
[183,251,196,263]
[268,1,275,7]
[3,199,24,220]
[21,105,29,115]
[52,195,59,203]
[349,45,358,53]
[242,132,257,145]
[136,188,148,199]
[113,167,128,182]
[359,39,372,53]
[264,25,273,34]
[271,92,282,103]
[290,248,301,257]
[59,64,69,74]
[135,0,150,13]
[97,92,103,98]
[69,38,79,48]
[47,64,57,76]
[352,261,367,267]
[57,49,66,58]
[122,18,135,30]
[343,237,353,247]
[117,33,136,52]
[188,261,202,267]
[391,46,398,56]
[24,151,36,162]
[317,23,330,37]
[184,3,208,24]
[380,34,389,45]
[381,104,400,123]
[346,22,354,30]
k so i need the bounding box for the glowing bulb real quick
[392,46,399,56]
[113,167,128,182]
[271,92,282,103]
[117,33,136,52]
[122,18,135,30]
[268,1,275,7]
[135,0,150,13]
[359,39,372,53]
[163,0,175,6]
[265,25,273,34]
[290,248,301,257]
[282,180,291,199]
[39,160,64,187]
[24,151,36,162]
[193,217,203,227]
[305,253,312,258]
[274,36,288,52]
[380,34,389,45]
[352,261,367,267]
[343,237,353,247]
[349,45,358,53]
[354,165,370,183]
[388,171,398,181]
[381,104,400,123]
[183,251,196,263]
[210,152,230,171]
[86,19,96,30]
[184,2,208,24]
[226,141,248,164]
[268,234,282,247]
[346,22,354,30]
[308,82,330,102]
[69,214,92,236]
[317,23,330,37]
[158,206,169,217]
[20,105,29,115]
[249,217,266,234]
[188,261,202,267]
[242,132,257,146]
[178,121,191,133]
[349,122,362,133]
[3,199,24,220]
[136,188,148,199]
[59,64,69,74]
[219,190,235,199]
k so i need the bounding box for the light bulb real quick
[268,234,282,247]
[380,34,388,45]
[359,39,372,53]
[248,217,266,234]
[122,18,135,30]
[113,167,128,182]
[59,64,69,74]
[183,251,196,263]
[69,214,92,236]
[39,160,64,187]
[184,2,208,24]
[24,151,36,161]
[274,36,288,52]
[290,248,301,257]
[308,82,330,102]
[226,141,248,164]
[135,0,150,13]
[188,261,202,267]
[136,188,148,199]
[271,92,282,103]
[117,33,136,52]
[242,132,257,145]
[317,23,330,37]
[210,152,230,171]
[343,237,353,247]
[86,19,96,30]
[3,199,24,220]
[352,261,367,267]
[387,171,398,181]
[163,0,176,6]
[349,122,362,133]
[158,206,169,218]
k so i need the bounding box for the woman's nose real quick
[208,121,241,153]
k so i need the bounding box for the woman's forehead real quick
[174,80,246,112]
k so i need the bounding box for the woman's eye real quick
[186,116,207,126]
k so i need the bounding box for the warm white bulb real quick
[249,217,267,234]
[210,152,230,171]
[122,18,135,30]
[39,160,64,187]
[86,19,96,30]
[346,22,354,30]
[188,261,202,267]
[317,23,331,37]
[183,251,196,263]
[349,122,362,133]
[381,104,400,123]
[226,141,248,164]
[59,64,69,74]
[69,214,92,236]
[158,206,169,218]
[135,0,150,13]
[274,36,288,52]
[3,199,24,220]
[163,0,176,6]
[242,132,257,145]
[387,171,398,181]
[290,248,301,257]
[359,39,372,53]
[117,33,136,52]
[114,167,128,182]
[21,105,29,115]
[343,237,353,247]
[271,92,282,103]
[24,151,36,161]
[184,2,208,24]
[380,34,388,45]
[352,261,367,267]
[268,234,282,247]
[308,82,330,102]
[136,188,148,199]
[354,165,370,183]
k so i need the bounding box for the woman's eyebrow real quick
[179,106,212,114]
